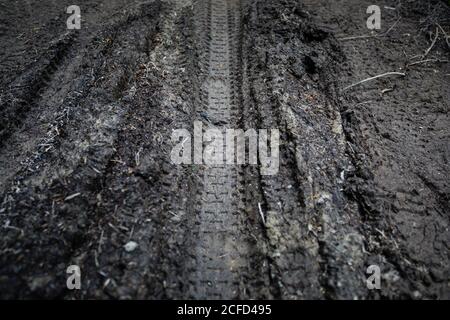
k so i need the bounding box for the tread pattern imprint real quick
[186,0,250,299]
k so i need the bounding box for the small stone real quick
[29,275,52,292]
[124,241,138,252]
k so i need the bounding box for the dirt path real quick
[0,0,448,299]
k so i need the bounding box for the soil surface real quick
[0,0,448,299]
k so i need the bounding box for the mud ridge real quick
[0,32,77,145]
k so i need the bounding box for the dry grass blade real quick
[343,72,406,91]
[338,18,401,41]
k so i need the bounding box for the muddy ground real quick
[0,0,448,299]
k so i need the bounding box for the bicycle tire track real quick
[186,0,251,299]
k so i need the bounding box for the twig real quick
[338,34,375,41]
[338,18,401,41]
[65,192,81,201]
[97,229,104,254]
[135,146,143,167]
[382,18,401,37]
[4,225,25,237]
[94,250,99,268]
[407,58,449,67]
[422,27,439,59]
[257,202,266,226]
[436,23,450,49]
[343,72,406,91]
[129,219,137,240]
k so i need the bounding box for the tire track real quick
[187,0,249,299]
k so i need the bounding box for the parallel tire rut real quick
[187,0,248,299]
